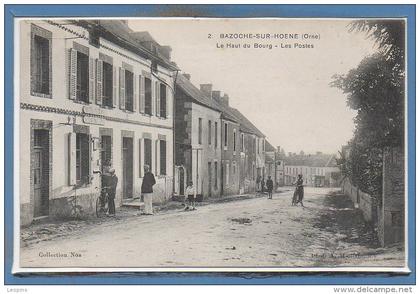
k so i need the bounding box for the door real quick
[122,137,133,199]
[221,163,224,196]
[208,162,212,197]
[32,130,49,217]
[179,167,185,196]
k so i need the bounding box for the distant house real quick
[284,152,340,187]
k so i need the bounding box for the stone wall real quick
[380,147,405,246]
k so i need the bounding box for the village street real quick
[20,188,404,268]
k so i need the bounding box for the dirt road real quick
[20,188,404,268]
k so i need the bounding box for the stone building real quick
[200,86,241,196]
[377,147,405,246]
[174,74,223,200]
[228,108,266,194]
[20,20,177,225]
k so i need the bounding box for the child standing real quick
[185,181,196,210]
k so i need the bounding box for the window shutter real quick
[68,132,76,185]
[95,59,103,105]
[119,67,125,110]
[88,134,93,183]
[166,86,170,118]
[155,81,160,117]
[88,57,95,104]
[133,73,138,112]
[140,76,145,113]
[112,66,117,107]
[69,48,77,100]
[30,32,36,94]
[155,139,159,175]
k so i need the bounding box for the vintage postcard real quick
[12,16,408,274]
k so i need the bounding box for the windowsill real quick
[123,109,135,113]
[223,146,228,151]
[141,112,153,117]
[73,99,90,105]
[31,91,52,99]
[73,182,91,189]
[157,175,167,179]
[101,105,115,110]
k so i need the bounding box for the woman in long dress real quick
[295,174,304,206]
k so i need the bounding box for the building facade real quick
[174,75,222,200]
[20,20,176,225]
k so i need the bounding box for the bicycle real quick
[96,187,110,218]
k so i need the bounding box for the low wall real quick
[342,178,375,223]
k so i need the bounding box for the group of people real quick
[101,161,157,216]
[101,164,304,217]
[257,174,304,205]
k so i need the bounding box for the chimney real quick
[200,84,212,97]
[221,94,229,106]
[288,152,292,157]
[277,146,281,153]
[160,45,172,60]
[182,73,191,80]
[211,90,221,100]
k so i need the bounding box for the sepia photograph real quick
[12,15,408,273]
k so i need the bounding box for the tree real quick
[331,20,405,198]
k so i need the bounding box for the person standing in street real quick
[141,164,156,215]
[107,168,118,216]
[184,181,196,211]
[266,176,274,199]
[261,177,265,193]
[295,174,304,206]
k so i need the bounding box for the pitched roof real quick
[79,20,178,71]
[176,74,222,113]
[229,108,265,137]
[284,153,338,167]
[265,141,276,152]
[176,75,239,123]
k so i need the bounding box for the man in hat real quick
[141,164,156,215]
[107,168,118,216]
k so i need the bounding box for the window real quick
[31,33,51,96]
[144,138,152,171]
[257,138,260,154]
[208,120,212,145]
[76,51,89,103]
[76,133,90,185]
[198,118,203,144]
[215,122,218,148]
[100,135,112,173]
[241,133,244,152]
[144,77,152,115]
[160,140,167,175]
[233,130,236,152]
[102,62,113,107]
[224,123,228,147]
[214,162,218,189]
[160,84,167,118]
[125,70,134,111]
[226,162,230,184]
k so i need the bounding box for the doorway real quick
[32,129,50,217]
[208,162,212,197]
[122,137,133,199]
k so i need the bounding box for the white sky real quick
[129,18,377,154]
